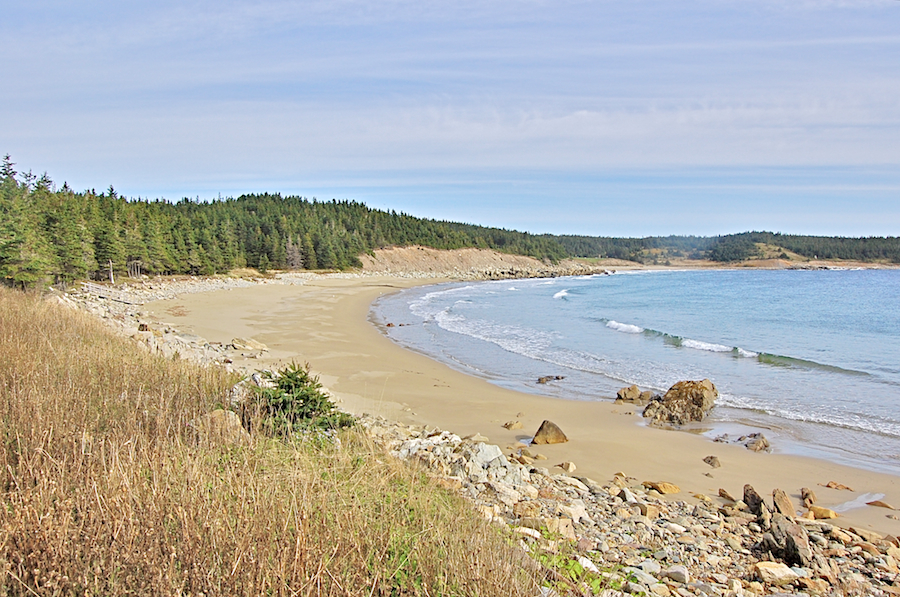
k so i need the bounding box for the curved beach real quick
[145,275,900,535]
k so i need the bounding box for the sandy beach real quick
[145,274,900,536]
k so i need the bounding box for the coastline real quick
[141,274,900,536]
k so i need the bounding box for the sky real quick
[2,0,899,237]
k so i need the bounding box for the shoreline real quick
[370,272,900,478]
[137,273,900,536]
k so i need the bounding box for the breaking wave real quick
[606,320,644,334]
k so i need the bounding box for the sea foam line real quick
[606,320,644,334]
[602,318,760,358]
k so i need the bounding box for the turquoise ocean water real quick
[371,269,900,475]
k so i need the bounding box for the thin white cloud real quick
[2,0,899,234]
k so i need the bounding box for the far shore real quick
[144,271,900,536]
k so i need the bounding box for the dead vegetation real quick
[0,287,538,596]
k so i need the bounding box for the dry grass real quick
[0,287,539,596]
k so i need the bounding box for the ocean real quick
[371,269,900,475]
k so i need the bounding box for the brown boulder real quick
[762,514,813,566]
[753,561,799,586]
[703,455,721,468]
[745,434,770,452]
[820,480,853,491]
[744,484,765,516]
[718,487,737,502]
[642,481,680,494]
[617,384,641,401]
[772,488,796,517]
[809,505,838,519]
[801,487,817,508]
[532,420,568,445]
[642,379,718,427]
[556,461,577,473]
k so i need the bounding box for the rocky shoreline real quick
[55,274,900,596]
[363,414,900,597]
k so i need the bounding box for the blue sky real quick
[2,0,898,237]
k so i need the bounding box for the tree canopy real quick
[2,156,898,288]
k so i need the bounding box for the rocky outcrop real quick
[760,514,814,567]
[360,414,900,597]
[642,379,718,427]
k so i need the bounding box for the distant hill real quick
[552,232,900,265]
[2,156,898,287]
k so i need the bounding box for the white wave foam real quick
[428,307,557,362]
[606,320,644,334]
[716,393,900,439]
[832,492,884,513]
[682,339,733,353]
[553,289,569,299]
[680,339,757,358]
[408,285,479,321]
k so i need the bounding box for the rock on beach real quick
[531,420,568,445]
[642,379,718,427]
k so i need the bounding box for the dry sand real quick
[146,275,900,536]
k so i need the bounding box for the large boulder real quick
[642,379,717,427]
[759,514,814,567]
[743,484,766,516]
[531,420,568,445]
[617,384,641,401]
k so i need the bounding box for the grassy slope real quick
[0,288,538,596]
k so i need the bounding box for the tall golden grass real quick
[0,288,539,596]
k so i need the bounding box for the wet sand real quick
[146,275,900,536]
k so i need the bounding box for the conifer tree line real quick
[3,156,898,288]
[0,156,567,287]
[553,232,900,264]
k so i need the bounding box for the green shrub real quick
[253,362,354,435]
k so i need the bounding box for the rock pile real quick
[52,276,310,371]
[359,414,900,596]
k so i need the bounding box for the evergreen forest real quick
[2,156,898,288]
